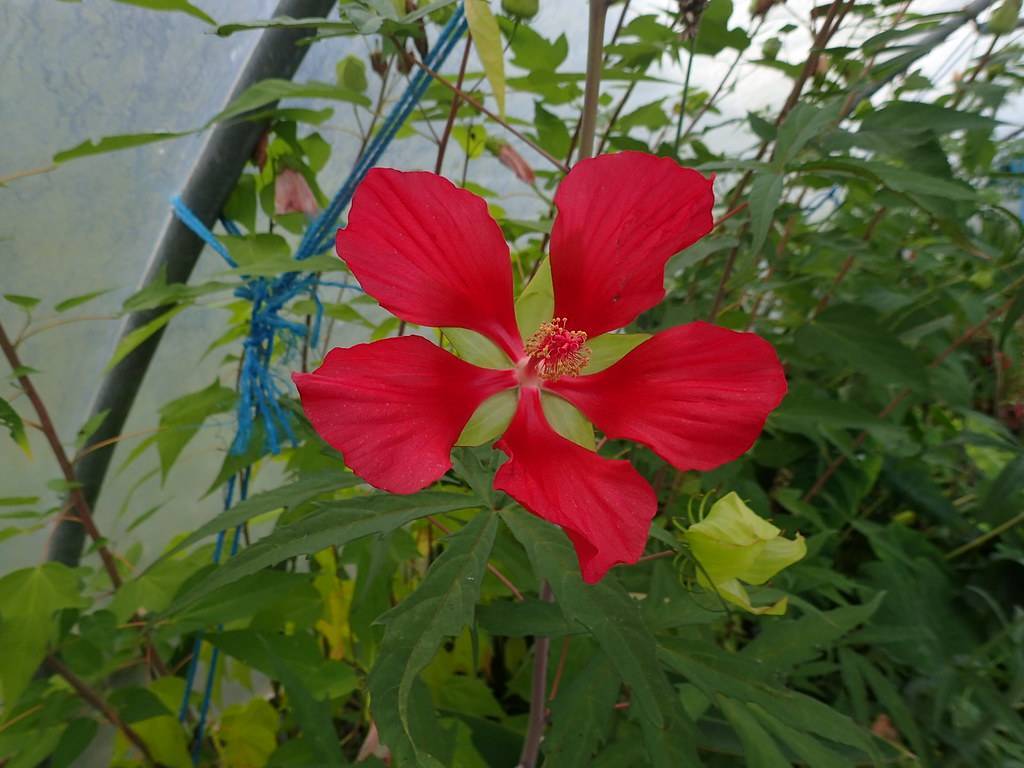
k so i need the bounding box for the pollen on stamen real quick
[524,318,591,380]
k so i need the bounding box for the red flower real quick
[293,151,786,583]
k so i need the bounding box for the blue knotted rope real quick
[171,6,468,761]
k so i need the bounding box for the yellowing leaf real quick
[466,0,506,118]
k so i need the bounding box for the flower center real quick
[523,318,590,381]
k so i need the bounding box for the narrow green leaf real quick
[774,100,840,167]
[3,294,41,310]
[253,633,346,766]
[748,171,783,256]
[0,397,31,457]
[166,492,480,612]
[111,0,216,25]
[105,305,186,371]
[216,16,354,37]
[717,696,791,768]
[54,131,193,163]
[54,290,110,313]
[466,0,506,118]
[74,409,110,451]
[750,703,850,768]
[155,381,236,480]
[370,511,498,767]
[154,470,360,563]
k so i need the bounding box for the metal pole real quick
[47,0,336,567]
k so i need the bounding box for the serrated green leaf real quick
[717,696,791,768]
[156,470,361,563]
[543,653,621,767]
[370,511,498,767]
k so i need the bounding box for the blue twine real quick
[171,7,467,760]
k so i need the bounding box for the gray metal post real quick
[47,0,336,567]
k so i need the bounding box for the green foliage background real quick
[2,0,1024,765]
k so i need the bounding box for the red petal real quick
[494,388,656,583]
[548,323,787,471]
[336,169,523,359]
[549,152,714,337]
[293,336,515,494]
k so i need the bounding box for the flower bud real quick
[502,0,539,19]
[275,168,318,217]
[684,492,805,615]
[487,139,535,184]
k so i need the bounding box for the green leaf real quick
[544,653,621,767]
[54,290,110,313]
[211,630,358,700]
[979,452,1024,524]
[797,305,929,392]
[749,704,850,768]
[659,641,877,758]
[452,124,488,159]
[741,594,885,673]
[717,696,791,768]
[999,285,1024,350]
[466,0,506,118]
[859,100,999,136]
[111,0,215,24]
[167,492,480,612]
[457,390,517,447]
[540,393,595,450]
[105,305,186,371]
[0,397,31,457]
[748,171,783,256]
[851,654,930,765]
[54,131,193,163]
[370,511,498,767]
[75,408,110,451]
[55,79,369,163]
[476,597,580,637]
[51,719,99,768]
[215,16,354,37]
[0,564,89,706]
[3,294,41,310]
[503,20,568,72]
[692,0,749,55]
[254,633,346,766]
[774,100,840,167]
[534,103,571,159]
[155,381,236,480]
[337,54,369,92]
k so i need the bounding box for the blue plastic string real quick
[171,7,467,760]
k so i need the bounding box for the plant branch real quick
[0,321,122,589]
[46,654,156,766]
[577,0,609,161]
[434,35,473,175]
[517,582,553,768]
[947,510,1024,560]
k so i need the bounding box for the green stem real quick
[673,35,697,154]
